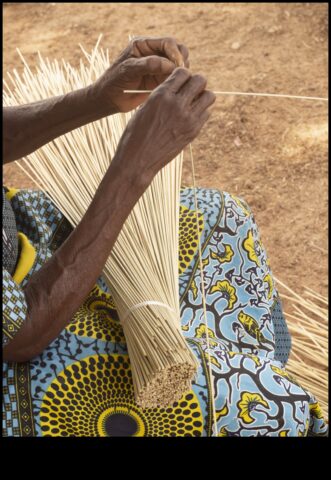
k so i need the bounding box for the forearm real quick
[3,85,112,164]
[3,161,145,362]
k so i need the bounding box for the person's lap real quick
[2,187,327,436]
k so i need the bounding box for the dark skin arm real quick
[3,85,109,164]
[3,40,215,362]
[3,36,189,164]
[4,160,145,362]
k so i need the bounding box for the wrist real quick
[105,157,151,202]
[89,81,119,117]
[112,147,157,195]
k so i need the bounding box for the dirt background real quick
[3,3,328,309]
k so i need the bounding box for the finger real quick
[135,37,185,67]
[161,67,192,93]
[162,38,184,67]
[178,74,207,104]
[188,110,211,143]
[192,90,216,114]
[144,74,170,91]
[178,44,190,68]
[199,110,211,128]
[195,110,211,134]
[123,55,176,77]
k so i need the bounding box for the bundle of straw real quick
[275,276,328,419]
[3,39,199,408]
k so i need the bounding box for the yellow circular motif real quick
[97,406,146,437]
[66,286,125,344]
[40,354,204,437]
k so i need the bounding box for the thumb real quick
[123,55,176,77]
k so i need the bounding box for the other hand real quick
[111,67,216,189]
[93,36,189,113]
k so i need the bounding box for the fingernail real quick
[176,56,184,68]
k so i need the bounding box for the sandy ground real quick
[3,2,328,308]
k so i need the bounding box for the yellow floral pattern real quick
[206,354,222,369]
[216,404,229,421]
[218,426,229,437]
[228,351,261,367]
[190,278,198,300]
[210,244,234,264]
[230,194,251,217]
[195,324,218,347]
[237,392,269,424]
[309,402,324,419]
[263,273,274,300]
[210,280,237,309]
[242,229,260,267]
[270,365,300,386]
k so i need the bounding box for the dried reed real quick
[274,276,328,419]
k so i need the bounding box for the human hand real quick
[110,67,216,189]
[93,36,189,114]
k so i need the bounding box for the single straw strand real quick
[189,143,218,437]
[124,90,328,101]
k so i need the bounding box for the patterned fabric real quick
[9,189,72,284]
[2,270,28,347]
[2,187,328,437]
[271,297,292,364]
[2,187,19,275]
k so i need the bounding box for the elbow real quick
[3,342,45,363]
[3,313,50,363]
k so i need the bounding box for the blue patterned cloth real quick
[2,187,328,437]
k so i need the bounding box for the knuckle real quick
[130,36,144,51]
[154,83,165,94]
[175,66,190,78]
[180,109,190,123]
[118,62,129,75]
[193,74,207,85]
[146,56,156,69]
[121,58,134,69]
[130,38,138,49]
[159,85,171,97]
[149,88,162,102]
[207,91,216,102]
[163,91,173,104]
[153,87,171,103]
[179,44,188,55]
[165,36,177,44]
[119,58,136,74]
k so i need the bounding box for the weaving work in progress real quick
[2,37,328,437]
[4,41,198,409]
